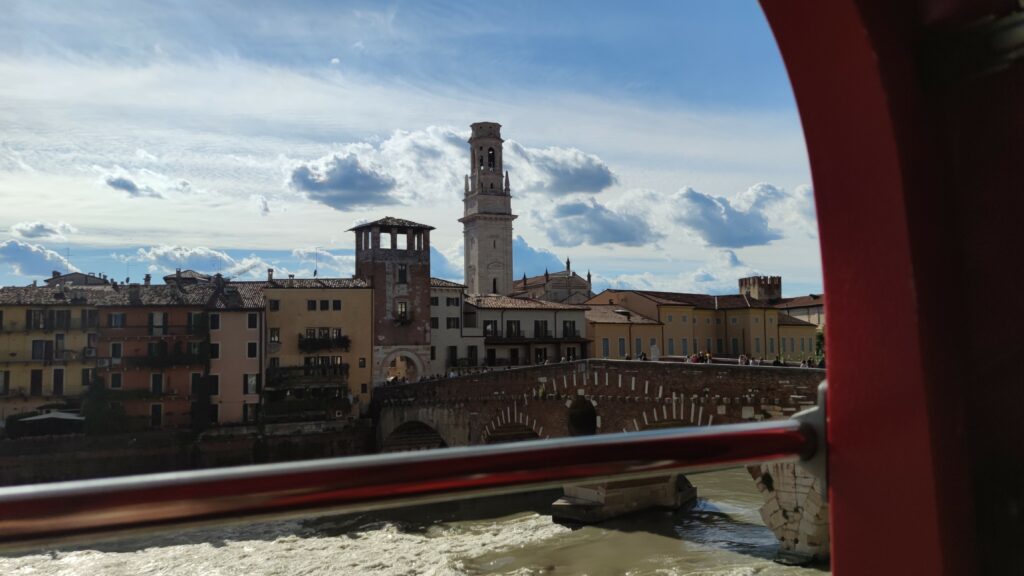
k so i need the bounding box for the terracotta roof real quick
[163,269,212,284]
[43,272,111,286]
[348,216,435,231]
[778,312,817,327]
[465,294,589,311]
[261,278,369,289]
[430,277,465,288]
[585,304,660,325]
[608,289,771,310]
[775,294,825,309]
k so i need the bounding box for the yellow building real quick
[585,304,661,359]
[0,285,104,422]
[262,276,374,419]
[588,288,817,362]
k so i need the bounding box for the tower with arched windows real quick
[459,122,517,295]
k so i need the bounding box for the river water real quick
[1,468,829,575]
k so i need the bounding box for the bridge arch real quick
[381,420,448,452]
[481,403,546,443]
[376,348,426,384]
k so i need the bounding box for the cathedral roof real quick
[512,270,590,291]
[348,217,435,231]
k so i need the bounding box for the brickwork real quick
[376,359,824,447]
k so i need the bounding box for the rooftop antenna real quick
[314,246,321,277]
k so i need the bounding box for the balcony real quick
[266,364,349,390]
[100,325,205,338]
[483,329,585,343]
[123,353,208,369]
[297,334,351,353]
[8,318,98,332]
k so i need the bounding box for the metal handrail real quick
[0,418,816,551]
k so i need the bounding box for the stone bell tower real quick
[459,122,517,295]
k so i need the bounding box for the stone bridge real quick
[375,359,824,451]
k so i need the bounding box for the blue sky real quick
[0,0,822,296]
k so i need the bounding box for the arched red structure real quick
[761,1,1023,573]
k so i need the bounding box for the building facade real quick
[427,278,483,376]
[460,122,517,295]
[585,304,662,360]
[462,295,589,366]
[262,275,374,419]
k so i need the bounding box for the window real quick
[269,299,280,311]
[769,338,775,354]
[716,338,723,355]
[306,327,316,339]
[430,317,439,329]
[107,312,126,327]
[359,358,366,368]
[331,328,342,340]
[731,317,738,325]
[244,375,259,395]
[270,328,280,342]
[618,338,626,357]
[430,296,439,306]
[667,314,673,323]
[0,370,8,395]
[320,300,329,311]
[30,369,42,396]
[682,338,688,355]
[800,338,806,352]
[52,368,64,396]
[447,346,458,366]
[716,318,722,325]
[430,346,436,360]
[562,320,577,337]
[209,313,220,330]
[692,316,696,324]
[247,342,258,358]
[793,337,798,352]
[506,320,521,337]
[534,320,548,337]
[398,264,408,284]
[190,373,203,395]
[150,373,163,394]
[602,338,610,358]
[782,339,787,353]
[447,297,460,307]
[732,338,740,355]
[706,318,711,325]
[110,372,122,389]
[635,337,642,355]
[247,313,258,329]
[147,341,162,357]
[318,327,330,339]
[381,233,392,249]
[706,338,712,353]
[650,337,657,351]
[668,338,675,355]
[483,320,498,336]
[31,340,48,360]
[755,337,761,353]
[269,357,279,368]
[682,315,688,323]
[307,300,316,311]
[397,301,409,320]
[754,317,760,324]
[210,343,220,359]
[467,345,478,365]
[207,374,220,396]
[447,317,460,329]
[187,312,205,334]
[150,404,163,428]
[332,300,341,311]
[769,317,774,324]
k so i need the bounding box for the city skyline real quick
[0,1,821,297]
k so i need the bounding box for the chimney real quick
[52,270,61,279]
[143,274,151,286]
[32,280,37,287]
[176,268,182,281]
[267,268,274,281]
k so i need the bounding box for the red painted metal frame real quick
[0,421,813,550]
[761,1,1024,573]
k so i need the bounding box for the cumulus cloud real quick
[10,221,77,240]
[513,235,564,277]
[673,186,782,248]
[0,240,79,277]
[252,194,270,216]
[104,174,162,198]
[123,245,279,280]
[599,249,760,295]
[504,141,616,195]
[290,152,399,210]
[542,199,661,247]
[430,246,462,281]
[291,247,355,276]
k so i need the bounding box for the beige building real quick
[463,294,589,366]
[205,282,264,425]
[0,285,101,422]
[262,275,374,419]
[427,278,483,376]
[775,294,825,331]
[589,287,818,361]
[586,304,662,359]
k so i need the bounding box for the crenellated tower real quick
[459,122,517,295]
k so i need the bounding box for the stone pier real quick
[551,474,697,523]
[749,462,830,564]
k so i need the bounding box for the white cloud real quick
[330,57,340,65]
[673,185,783,248]
[541,198,661,247]
[291,247,355,276]
[290,152,399,210]
[0,239,78,277]
[597,249,760,295]
[252,194,270,216]
[504,141,616,195]
[10,221,77,240]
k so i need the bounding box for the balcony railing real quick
[266,364,349,389]
[297,334,351,353]
[6,318,98,332]
[122,353,208,369]
[484,329,583,341]
[100,325,206,338]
